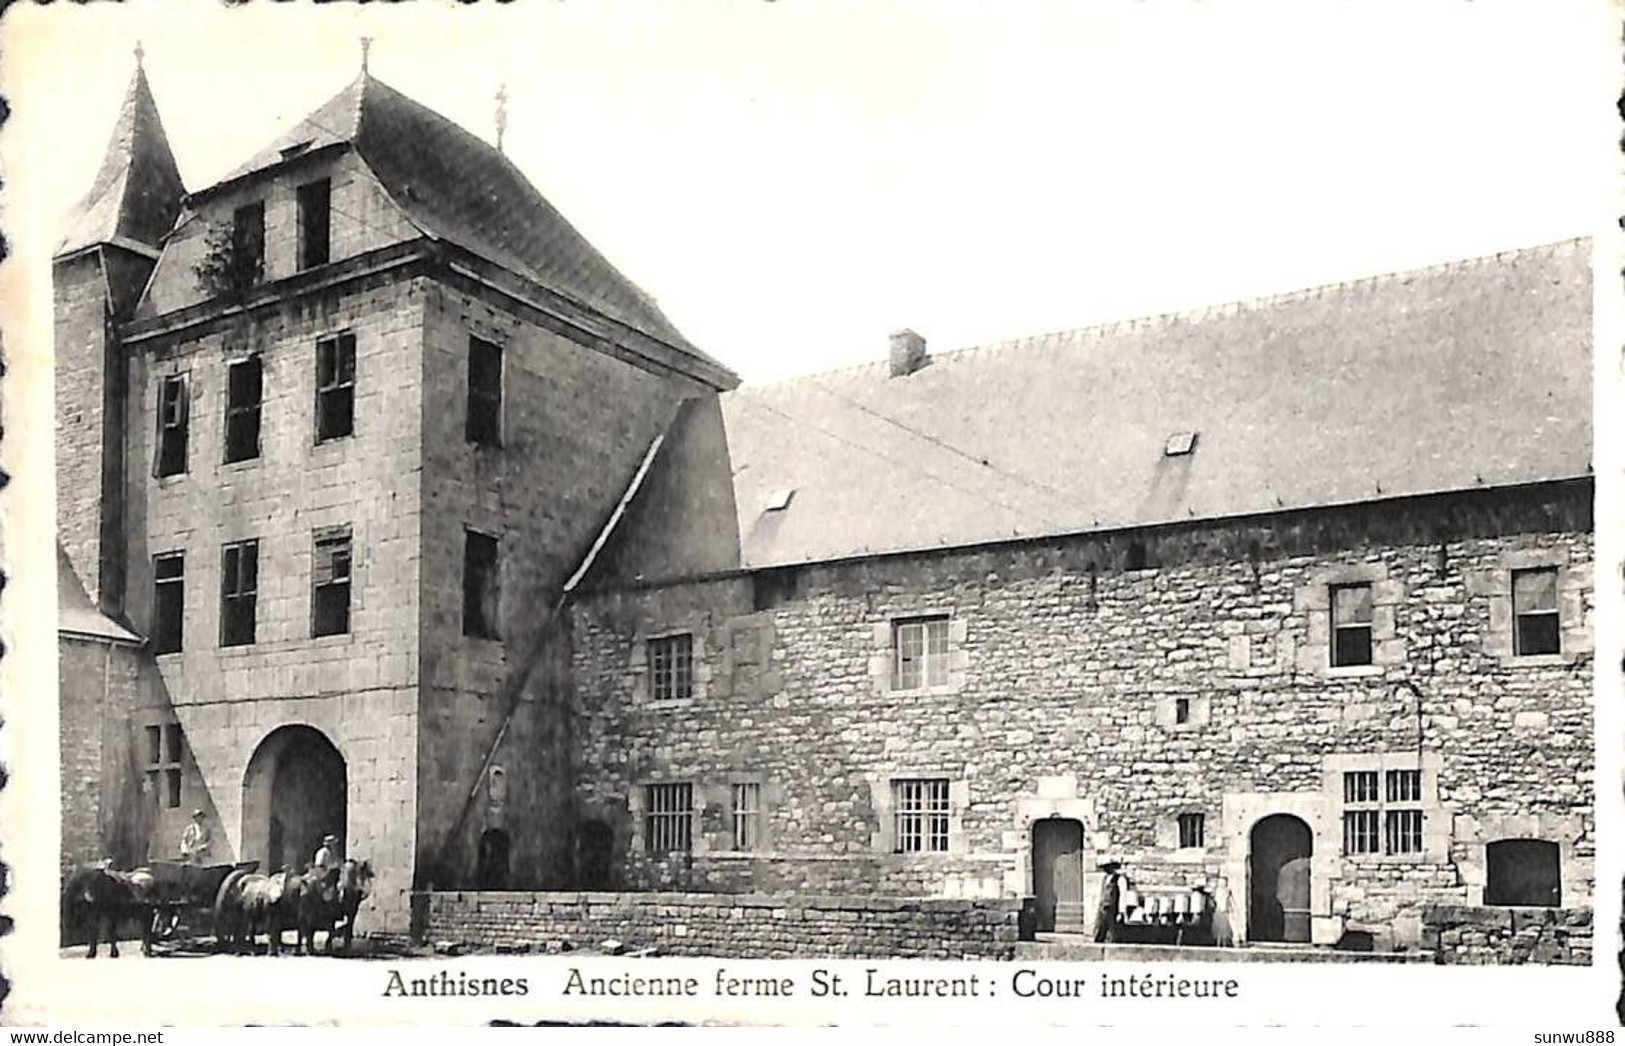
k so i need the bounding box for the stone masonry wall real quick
[421,891,1023,959]
[115,269,427,930]
[571,483,1593,948]
[414,276,714,891]
[58,637,142,873]
[1425,904,1592,965]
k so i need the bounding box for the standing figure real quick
[179,809,212,865]
[1094,859,1126,943]
[313,834,339,876]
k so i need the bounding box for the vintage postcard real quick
[0,0,1619,1028]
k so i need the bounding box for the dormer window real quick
[297,178,332,270]
[279,140,313,160]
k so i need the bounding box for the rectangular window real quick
[1343,810,1381,855]
[892,616,950,691]
[144,722,184,810]
[152,552,185,654]
[732,782,762,851]
[649,634,694,702]
[893,778,950,853]
[1385,809,1424,855]
[1512,567,1561,656]
[1344,766,1425,856]
[462,530,500,639]
[311,527,353,637]
[231,201,265,288]
[156,375,189,477]
[1330,583,1374,667]
[315,333,356,442]
[223,357,263,463]
[1174,697,1192,725]
[220,540,258,647]
[296,178,332,270]
[644,783,693,853]
[1177,812,1205,849]
[466,337,503,447]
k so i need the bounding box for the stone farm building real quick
[57,61,1594,952]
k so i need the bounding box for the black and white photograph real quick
[0,0,1618,1028]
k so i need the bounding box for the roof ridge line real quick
[952,236,1590,364]
[730,236,1590,391]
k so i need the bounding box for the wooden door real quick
[1031,818,1085,933]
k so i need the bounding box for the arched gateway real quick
[242,725,347,874]
[1249,814,1313,943]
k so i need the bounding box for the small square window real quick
[1177,812,1205,849]
[644,783,693,853]
[1512,568,1561,656]
[892,778,950,853]
[144,722,184,810]
[1343,810,1381,855]
[1330,583,1374,667]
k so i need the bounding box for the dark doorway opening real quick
[243,725,346,874]
[577,819,614,890]
[1030,818,1086,933]
[1485,839,1561,907]
[477,829,511,890]
[1249,814,1313,943]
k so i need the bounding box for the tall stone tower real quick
[54,53,185,612]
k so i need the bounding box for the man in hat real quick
[1094,859,1126,943]
[178,809,212,865]
[313,833,340,876]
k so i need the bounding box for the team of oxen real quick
[62,859,375,958]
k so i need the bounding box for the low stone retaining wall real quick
[417,891,1024,959]
[1423,904,1591,965]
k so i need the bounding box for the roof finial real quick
[360,36,372,75]
[495,82,509,154]
[134,40,145,68]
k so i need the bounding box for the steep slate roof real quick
[56,62,186,259]
[57,545,141,644]
[209,74,713,364]
[590,238,1592,585]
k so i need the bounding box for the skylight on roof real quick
[1164,431,1199,457]
[765,488,796,512]
[280,140,314,159]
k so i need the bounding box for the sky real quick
[1,0,1616,383]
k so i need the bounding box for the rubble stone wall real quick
[1424,904,1592,965]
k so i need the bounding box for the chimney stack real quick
[888,329,928,378]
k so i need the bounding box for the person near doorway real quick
[313,833,340,875]
[179,809,212,865]
[1094,859,1127,943]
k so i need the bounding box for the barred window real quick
[892,616,950,691]
[732,782,762,851]
[1343,767,1425,856]
[1330,583,1374,667]
[311,527,353,637]
[315,333,356,442]
[1512,568,1561,656]
[220,540,258,647]
[650,634,694,702]
[644,783,693,853]
[893,778,950,853]
[1177,812,1205,849]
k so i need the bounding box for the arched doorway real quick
[1249,814,1312,943]
[242,726,347,874]
[1030,818,1086,933]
